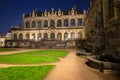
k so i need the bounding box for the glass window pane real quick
[37,33,41,41]
[26,21,30,28]
[64,19,68,26]
[19,33,23,40]
[57,33,62,41]
[32,21,36,28]
[38,20,42,28]
[64,33,68,40]
[78,32,82,39]
[78,19,82,26]
[51,33,55,40]
[57,20,62,27]
[44,33,48,40]
[44,20,48,27]
[13,34,17,40]
[26,34,30,40]
[32,33,36,40]
[71,19,75,26]
[50,20,55,27]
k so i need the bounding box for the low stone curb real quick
[76,51,92,56]
[87,56,120,73]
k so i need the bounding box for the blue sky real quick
[0,0,90,36]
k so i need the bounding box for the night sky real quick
[0,0,90,36]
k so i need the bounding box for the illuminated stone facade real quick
[6,7,86,48]
[103,0,120,52]
[0,38,5,47]
[85,0,120,56]
[84,0,104,53]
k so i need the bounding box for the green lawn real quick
[0,48,16,52]
[0,50,68,64]
[0,65,54,80]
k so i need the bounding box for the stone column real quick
[55,31,57,40]
[62,33,64,41]
[36,33,38,41]
[55,20,57,28]
[41,20,43,28]
[23,31,25,40]
[30,20,32,28]
[68,18,70,26]
[42,20,44,27]
[36,20,37,28]
[48,32,50,40]
[76,18,78,26]
[62,19,64,27]
[48,20,50,27]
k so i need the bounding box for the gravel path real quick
[0,49,41,55]
[44,49,103,80]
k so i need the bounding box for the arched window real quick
[51,33,55,40]
[19,33,23,40]
[32,21,36,28]
[64,33,68,40]
[64,19,69,26]
[50,20,55,27]
[71,19,75,26]
[57,20,62,27]
[38,20,42,28]
[44,20,48,27]
[78,32,82,39]
[44,33,48,40]
[26,34,30,40]
[32,33,36,41]
[13,34,17,40]
[71,32,75,40]
[26,21,30,28]
[57,33,62,41]
[78,19,82,26]
[37,33,42,41]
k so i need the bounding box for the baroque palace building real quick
[5,7,86,48]
[84,0,120,57]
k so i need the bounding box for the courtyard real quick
[0,48,119,80]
